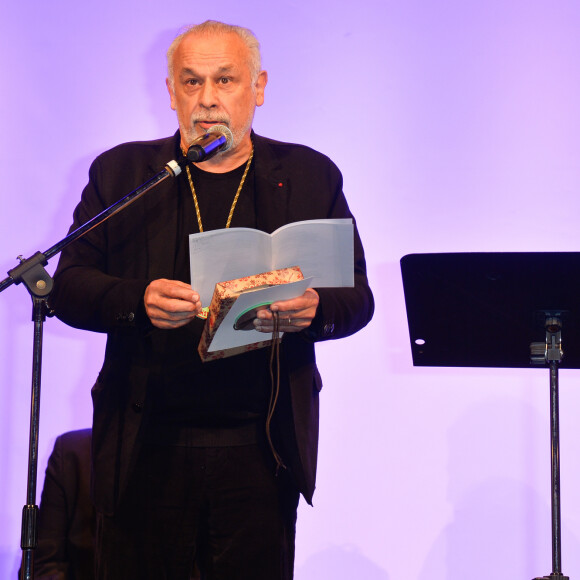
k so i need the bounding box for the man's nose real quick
[199,82,218,108]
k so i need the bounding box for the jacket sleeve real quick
[290,150,374,342]
[51,153,151,334]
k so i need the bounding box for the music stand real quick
[400,252,578,580]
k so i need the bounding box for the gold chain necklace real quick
[185,146,254,232]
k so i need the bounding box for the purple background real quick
[2,1,580,578]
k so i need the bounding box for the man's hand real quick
[144,279,202,329]
[253,288,319,333]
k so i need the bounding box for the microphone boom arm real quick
[0,159,182,294]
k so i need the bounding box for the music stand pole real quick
[532,316,568,580]
[400,252,580,580]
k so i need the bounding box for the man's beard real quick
[181,111,254,155]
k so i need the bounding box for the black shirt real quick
[148,158,272,433]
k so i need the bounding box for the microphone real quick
[186,124,234,162]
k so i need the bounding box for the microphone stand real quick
[0,158,183,580]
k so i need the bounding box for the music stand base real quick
[533,574,569,579]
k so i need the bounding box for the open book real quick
[197,266,311,361]
[189,218,354,305]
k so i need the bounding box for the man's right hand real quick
[144,279,202,329]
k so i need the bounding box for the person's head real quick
[166,21,268,168]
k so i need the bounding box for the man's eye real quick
[219,77,231,84]
[186,79,200,86]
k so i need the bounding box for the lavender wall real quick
[2,1,580,578]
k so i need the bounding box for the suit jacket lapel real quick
[253,133,290,234]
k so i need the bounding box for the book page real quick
[189,218,354,306]
[270,219,354,287]
[189,229,272,305]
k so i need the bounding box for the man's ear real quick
[255,70,268,107]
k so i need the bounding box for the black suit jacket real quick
[52,132,374,515]
[25,429,95,580]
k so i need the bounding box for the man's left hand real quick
[253,288,319,333]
